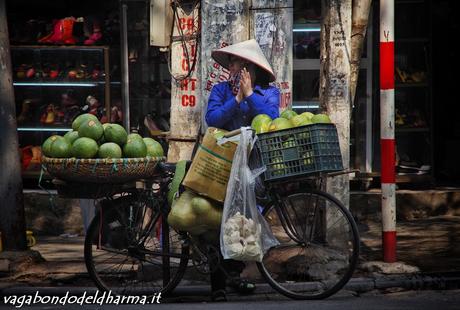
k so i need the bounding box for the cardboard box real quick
[182,128,237,203]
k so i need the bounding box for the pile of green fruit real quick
[251,110,331,134]
[41,113,164,159]
[251,110,332,178]
[168,190,222,240]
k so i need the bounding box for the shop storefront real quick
[5,0,460,189]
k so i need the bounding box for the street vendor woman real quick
[206,39,280,300]
[206,39,280,130]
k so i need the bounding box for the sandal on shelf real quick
[227,278,256,294]
[211,289,227,302]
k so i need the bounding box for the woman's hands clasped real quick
[236,67,253,103]
[240,67,253,98]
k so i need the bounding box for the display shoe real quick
[38,17,76,44]
[38,19,60,43]
[61,17,77,44]
[84,16,102,45]
[17,100,31,124]
[84,31,102,45]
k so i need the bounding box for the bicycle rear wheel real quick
[84,193,189,296]
[257,189,359,299]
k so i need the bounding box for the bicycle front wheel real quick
[84,193,189,296]
[257,189,360,299]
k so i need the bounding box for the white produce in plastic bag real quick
[222,212,263,261]
[220,127,279,262]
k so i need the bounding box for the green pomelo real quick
[269,118,293,132]
[104,123,128,146]
[251,114,272,134]
[270,156,283,164]
[298,129,311,140]
[290,114,311,127]
[168,190,222,236]
[143,138,164,157]
[312,113,332,124]
[302,151,314,166]
[143,137,157,147]
[192,197,222,230]
[191,196,215,214]
[72,113,98,131]
[71,137,99,158]
[42,135,61,157]
[78,119,104,141]
[128,133,143,141]
[123,137,147,158]
[280,109,298,120]
[98,123,109,145]
[168,191,198,233]
[301,112,314,120]
[191,196,222,229]
[98,142,122,158]
[63,130,79,144]
[291,114,313,139]
[270,157,286,176]
[48,136,72,158]
[299,118,313,126]
[282,137,297,148]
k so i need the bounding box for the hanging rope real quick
[167,0,201,82]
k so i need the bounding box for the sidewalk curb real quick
[1,272,459,299]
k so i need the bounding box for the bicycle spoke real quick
[302,192,314,241]
[285,196,306,240]
[258,189,359,300]
[324,213,348,233]
[92,251,124,266]
[98,246,128,256]
[97,254,131,275]
[277,200,303,243]
[85,194,189,296]
[308,193,320,243]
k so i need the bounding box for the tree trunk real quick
[0,0,28,251]
[320,0,352,208]
[350,0,372,104]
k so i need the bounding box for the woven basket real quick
[42,156,165,184]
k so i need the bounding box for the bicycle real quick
[83,129,360,300]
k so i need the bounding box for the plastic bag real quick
[220,127,279,262]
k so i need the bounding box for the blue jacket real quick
[205,82,280,131]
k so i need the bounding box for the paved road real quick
[5,290,459,309]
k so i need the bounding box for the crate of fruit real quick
[255,119,343,182]
[41,113,165,184]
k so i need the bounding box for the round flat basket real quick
[42,156,165,184]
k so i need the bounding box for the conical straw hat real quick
[211,39,276,82]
